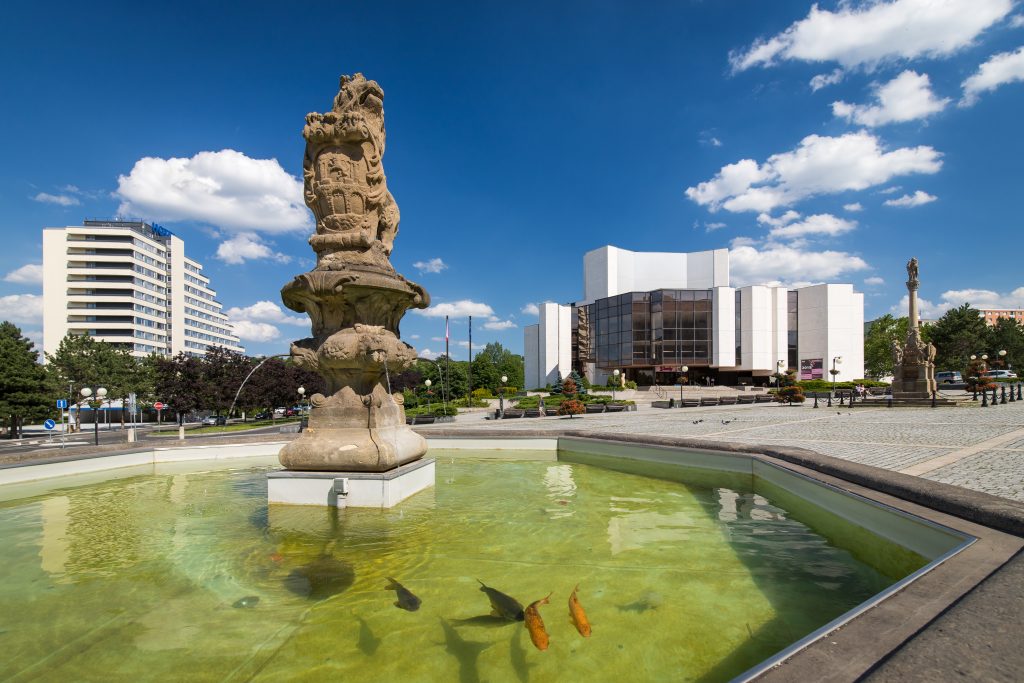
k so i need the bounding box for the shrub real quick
[562,378,578,396]
[433,405,458,417]
[625,380,638,390]
[558,399,586,417]
[776,386,805,404]
[471,388,494,399]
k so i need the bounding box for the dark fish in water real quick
[283,555,355,600]
[524,593,552,651]
[617,591,664,614]
[357,616,381,656]
[478,580,525,621]
[439,618,491,683]
[386,576,422,611]
[232,595,260,609]
[452,614,515,628]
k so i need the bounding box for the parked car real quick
[254,410,271,420]
[274,407,287,416]
[202,415,227,426]
[935,371,962,384]
[983,370,1017,379]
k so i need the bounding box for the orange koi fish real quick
[524,593,552,651]
[568,584,591,637]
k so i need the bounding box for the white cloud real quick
[23,329,43,351]
[832,70,949,126]
[767,213,858,239]
[730,0,1013,72]
[115,149,311,233]
[483,319,517,331]
[729,242,869,287]
[810,68,845,91]
[412,257,448,274]
[230,320,281,342]
[756,210,801,228]
[418,348,441,360]
[884,190,937,207]
[940,287,1024,308]
[890,293,948,318]
[687,132,942,213]
[704,222,727,232]
[960,46,1024,106]
[414,299,495,319]
[216,232,292,265]
[843,202,864,212]
[521,303,540,316]
[33,192,80,206]
[0,294,44,324]
[3,263,43,285]
[225,300,307,326]
[864,276,886,286]
[889,287,1024,318]
[1011,14,1024,28]
[878,185,902,194]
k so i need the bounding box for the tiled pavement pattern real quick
[419,400,1024,501]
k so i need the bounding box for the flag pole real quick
[468,315,473,406]
[444,315,450,407]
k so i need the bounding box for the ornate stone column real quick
[276,74,430,472]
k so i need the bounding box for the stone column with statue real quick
[892,257,937,399]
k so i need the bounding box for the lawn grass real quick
[150,417,301,436]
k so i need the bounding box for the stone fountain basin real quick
[0,435,1020,682]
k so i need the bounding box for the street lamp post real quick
[424,379,432,415]
[612,369,620,401]
[499,375,507,418]
[679,365,688,402]
[830,356,843,395]
[80,386,107,446]
[297,386,306,431]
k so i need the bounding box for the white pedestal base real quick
[266,458,435,508]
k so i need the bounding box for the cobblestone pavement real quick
[419,398,1024,501]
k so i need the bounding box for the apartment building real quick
[42,220,244,358]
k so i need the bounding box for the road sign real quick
[43,419,56,430]
[56,399,68,409]
[154,401,165,410]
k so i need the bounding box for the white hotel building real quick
[524,246,864,388]
[42,220,244,359]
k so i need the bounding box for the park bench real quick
[755,394,775,403]
[605,404,627,412]
[585,404,606,414]
[700,397,719,406]
[736,395,755,404]
[719,396,738,405]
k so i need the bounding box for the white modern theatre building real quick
[42,220,244,359]
[524,246,864,388]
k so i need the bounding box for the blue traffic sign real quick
[56,399,68,409]
[43,419,56,430]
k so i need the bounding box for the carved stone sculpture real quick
[892,256,936,398]
[278,74,430,472]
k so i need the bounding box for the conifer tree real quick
[0,322,49,437]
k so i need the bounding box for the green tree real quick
[987,318,1024,373]
[202,346,251,415]
[0,322,49,437]
[928,304,989,373]
[864,315,909,379]
[153,353,208,424]
[46,333,106,430]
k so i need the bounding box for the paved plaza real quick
[419,398,1024,502]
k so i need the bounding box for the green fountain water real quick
[0,453,920,682]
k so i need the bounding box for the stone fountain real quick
[267,74,434,507]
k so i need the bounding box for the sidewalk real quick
[418,398,1024,502]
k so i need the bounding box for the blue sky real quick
[2,0,1023,358]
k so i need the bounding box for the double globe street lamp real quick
[79,386,107,446]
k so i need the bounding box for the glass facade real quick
[588,289,713,371]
